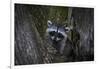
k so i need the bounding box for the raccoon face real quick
[46,20,71,43]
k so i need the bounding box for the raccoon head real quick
[46,20,71,43]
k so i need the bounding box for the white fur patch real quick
[46,28,57,32]
[51,36,55,40]
[57,37,61,41]
[58,30,67,38]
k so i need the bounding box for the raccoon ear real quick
[65,27,71,33]
[47,20,53,27]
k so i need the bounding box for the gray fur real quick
[45,20,71,54]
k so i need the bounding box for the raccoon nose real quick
[54,38,57,41]
[53,37,58,42]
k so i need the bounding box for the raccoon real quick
[45,20,74,56]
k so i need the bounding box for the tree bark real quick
[15,4,54,65]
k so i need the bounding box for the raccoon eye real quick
[49,31,55,36]
[58,33,64,38]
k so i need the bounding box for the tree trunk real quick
[15,4,54,65]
